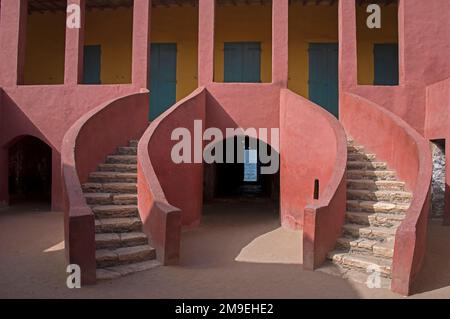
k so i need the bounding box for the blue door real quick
[309,43,339,118]
[224,42,261,83]
[374,43,399,86]
[83,45,101,84]
[149,43,177,120]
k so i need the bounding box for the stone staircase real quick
[326,138,412,289]
[82,140,160,280]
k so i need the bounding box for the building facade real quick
[0,0,449,296]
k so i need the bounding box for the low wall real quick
[280,89,348,269]
[341,92,432,296]
[138,87,206,265]
[61,91,149,284]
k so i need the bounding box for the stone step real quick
[347,189,413,204]
[97,260,160,281]
[337,237,395,259]
[117,146,137,155]
[95,217,142,233]
[347,145,365,153]
[342,223,397,241]
[347,169,397,181]
[82,182,137,194]
[106,155,137,164]
[347,179,405,191]
[328,250,392,277]
[129,140,139,148]
[95,232,148,249]
[89,171,137,183]
[347,161,388,170]
[98,163,137,173]
[85,193,138,205]
[348,153,377,162]
[347,200,410,214]
[339,267,391,289]
[96,244,156,268]
[346,211,405,228]
[92,205,139,219]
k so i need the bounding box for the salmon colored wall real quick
[151,6,199,101]
[214,4,272,83]
[288,4,338,98]
[356,4,398,85]
[85,8,133,84]
[24,11,66,84]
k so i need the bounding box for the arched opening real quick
[8,136,52,206]
[203,136,280,203]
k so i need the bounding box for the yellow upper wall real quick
[356,4,398,85]
[85,8,133,84]
[151,6,198,101]
[214,4,272,83]
[288,4,338,98]
[24,12,66,85]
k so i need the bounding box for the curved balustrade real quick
[280,89,348,270]
[137,87,206,265]
[342,92,432,296]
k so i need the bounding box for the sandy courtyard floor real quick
[0,200,450,299]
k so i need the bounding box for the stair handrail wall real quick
[280,89,348,270]
[137,87,206,265]
[425,77,450,140]
[62,90,150,284]
[341,92,432,296]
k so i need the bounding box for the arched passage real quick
[7,136,52,206]
[203,136,280,203]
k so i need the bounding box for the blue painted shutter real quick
[224,42,261,83]
[308,43,339,118]
[83,45,101,84]
[374,43,399,86]
[149,43,177,120]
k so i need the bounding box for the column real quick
[198,0,215,87]
[132,0,152,89]
[0,0,27,86]
[272,0,288,87]
[64,0,86,85]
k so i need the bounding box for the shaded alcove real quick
[8,136,52,206]
[203,136,280,202]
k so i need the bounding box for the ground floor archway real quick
[7,136,52,206]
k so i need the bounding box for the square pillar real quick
[338,0,357,93]
[198,0,215,87]
[272,0,288,87]
[132,0,151,89]
[0,0,27,86]
[64,0,86,85]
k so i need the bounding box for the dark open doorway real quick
[203,136,280,203]
[8,136,52,206]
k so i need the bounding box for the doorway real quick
[308,43,339,118]
[149,43,177,120]
[8,136,52,206]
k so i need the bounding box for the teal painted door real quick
[83,45,101,84]
[308,43,339,118]
[224,42,261,83]
[374,43,399,86]
[149,43,177,120]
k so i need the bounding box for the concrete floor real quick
[0,200,450,299]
